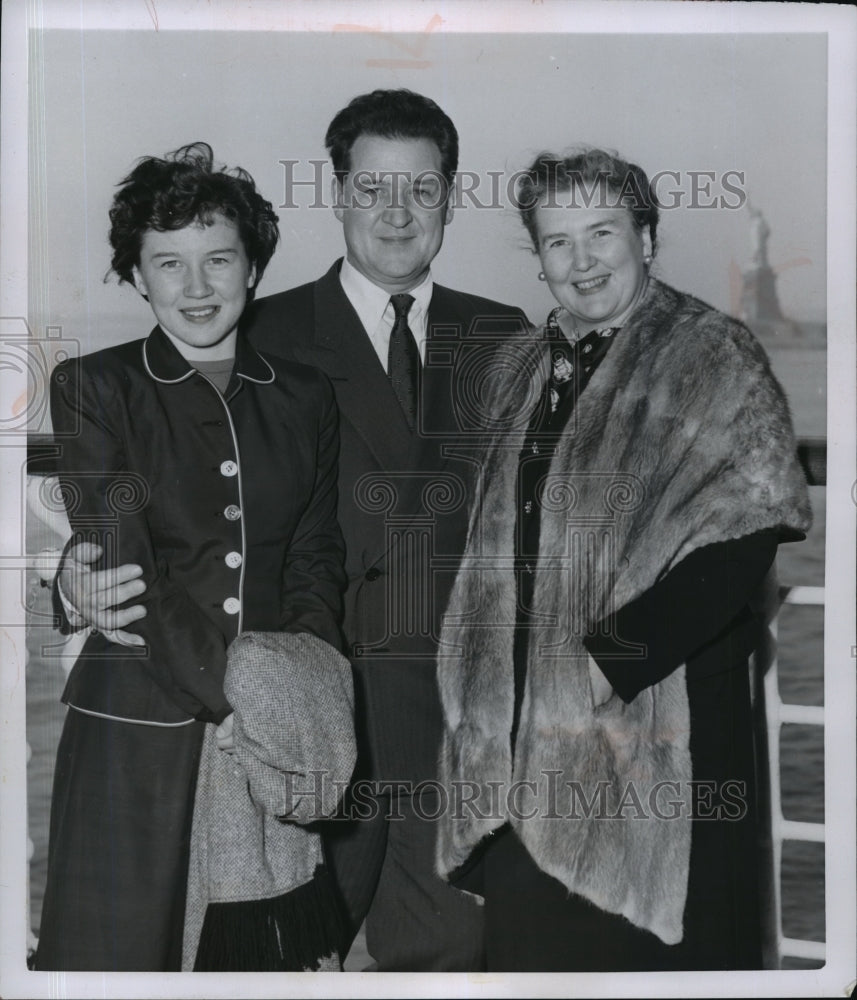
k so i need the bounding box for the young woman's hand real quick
[215,712,235,753]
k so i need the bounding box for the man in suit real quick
[57,89,528,971]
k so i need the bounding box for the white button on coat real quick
[225,551,243,569]
[220,460,238,477]
[224,505,241,521]
[223,597,241,615]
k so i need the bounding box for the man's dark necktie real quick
[387,293,420,429]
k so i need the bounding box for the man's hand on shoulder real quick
[59,541,148,647]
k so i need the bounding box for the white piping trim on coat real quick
[142,340,196,384]
[67,702,197,727]
[237,353,276,384]
[142,338,276,385]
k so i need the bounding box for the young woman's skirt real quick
[34,707,206,971]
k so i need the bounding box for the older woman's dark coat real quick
[436,279,811,971]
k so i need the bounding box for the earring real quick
[643,254,652,266]
[538,271,546,281]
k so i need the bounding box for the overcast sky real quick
[30,24,826,354]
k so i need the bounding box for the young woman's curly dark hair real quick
[108,142,280,300]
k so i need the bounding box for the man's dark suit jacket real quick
[244,260,528,784]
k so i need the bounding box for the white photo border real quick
[1,2,854,998]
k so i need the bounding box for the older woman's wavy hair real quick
[516,148,660,256]
[108,142,280,300]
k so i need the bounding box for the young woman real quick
[35,143,346,971]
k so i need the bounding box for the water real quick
[765,346,826,440]
[24,518,72,943]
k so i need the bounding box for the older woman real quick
[436,149,811,971]
[36,144,348,971]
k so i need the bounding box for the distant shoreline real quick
[751,320,827,350]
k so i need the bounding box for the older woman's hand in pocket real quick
[587,654,614,708]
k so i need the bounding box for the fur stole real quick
[436,278,811,945]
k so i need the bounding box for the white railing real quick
[765,582,826,965]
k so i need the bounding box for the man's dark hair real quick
[324,89,459,186]
[108,142,280,300]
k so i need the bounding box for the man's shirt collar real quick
[339,256,433,353]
